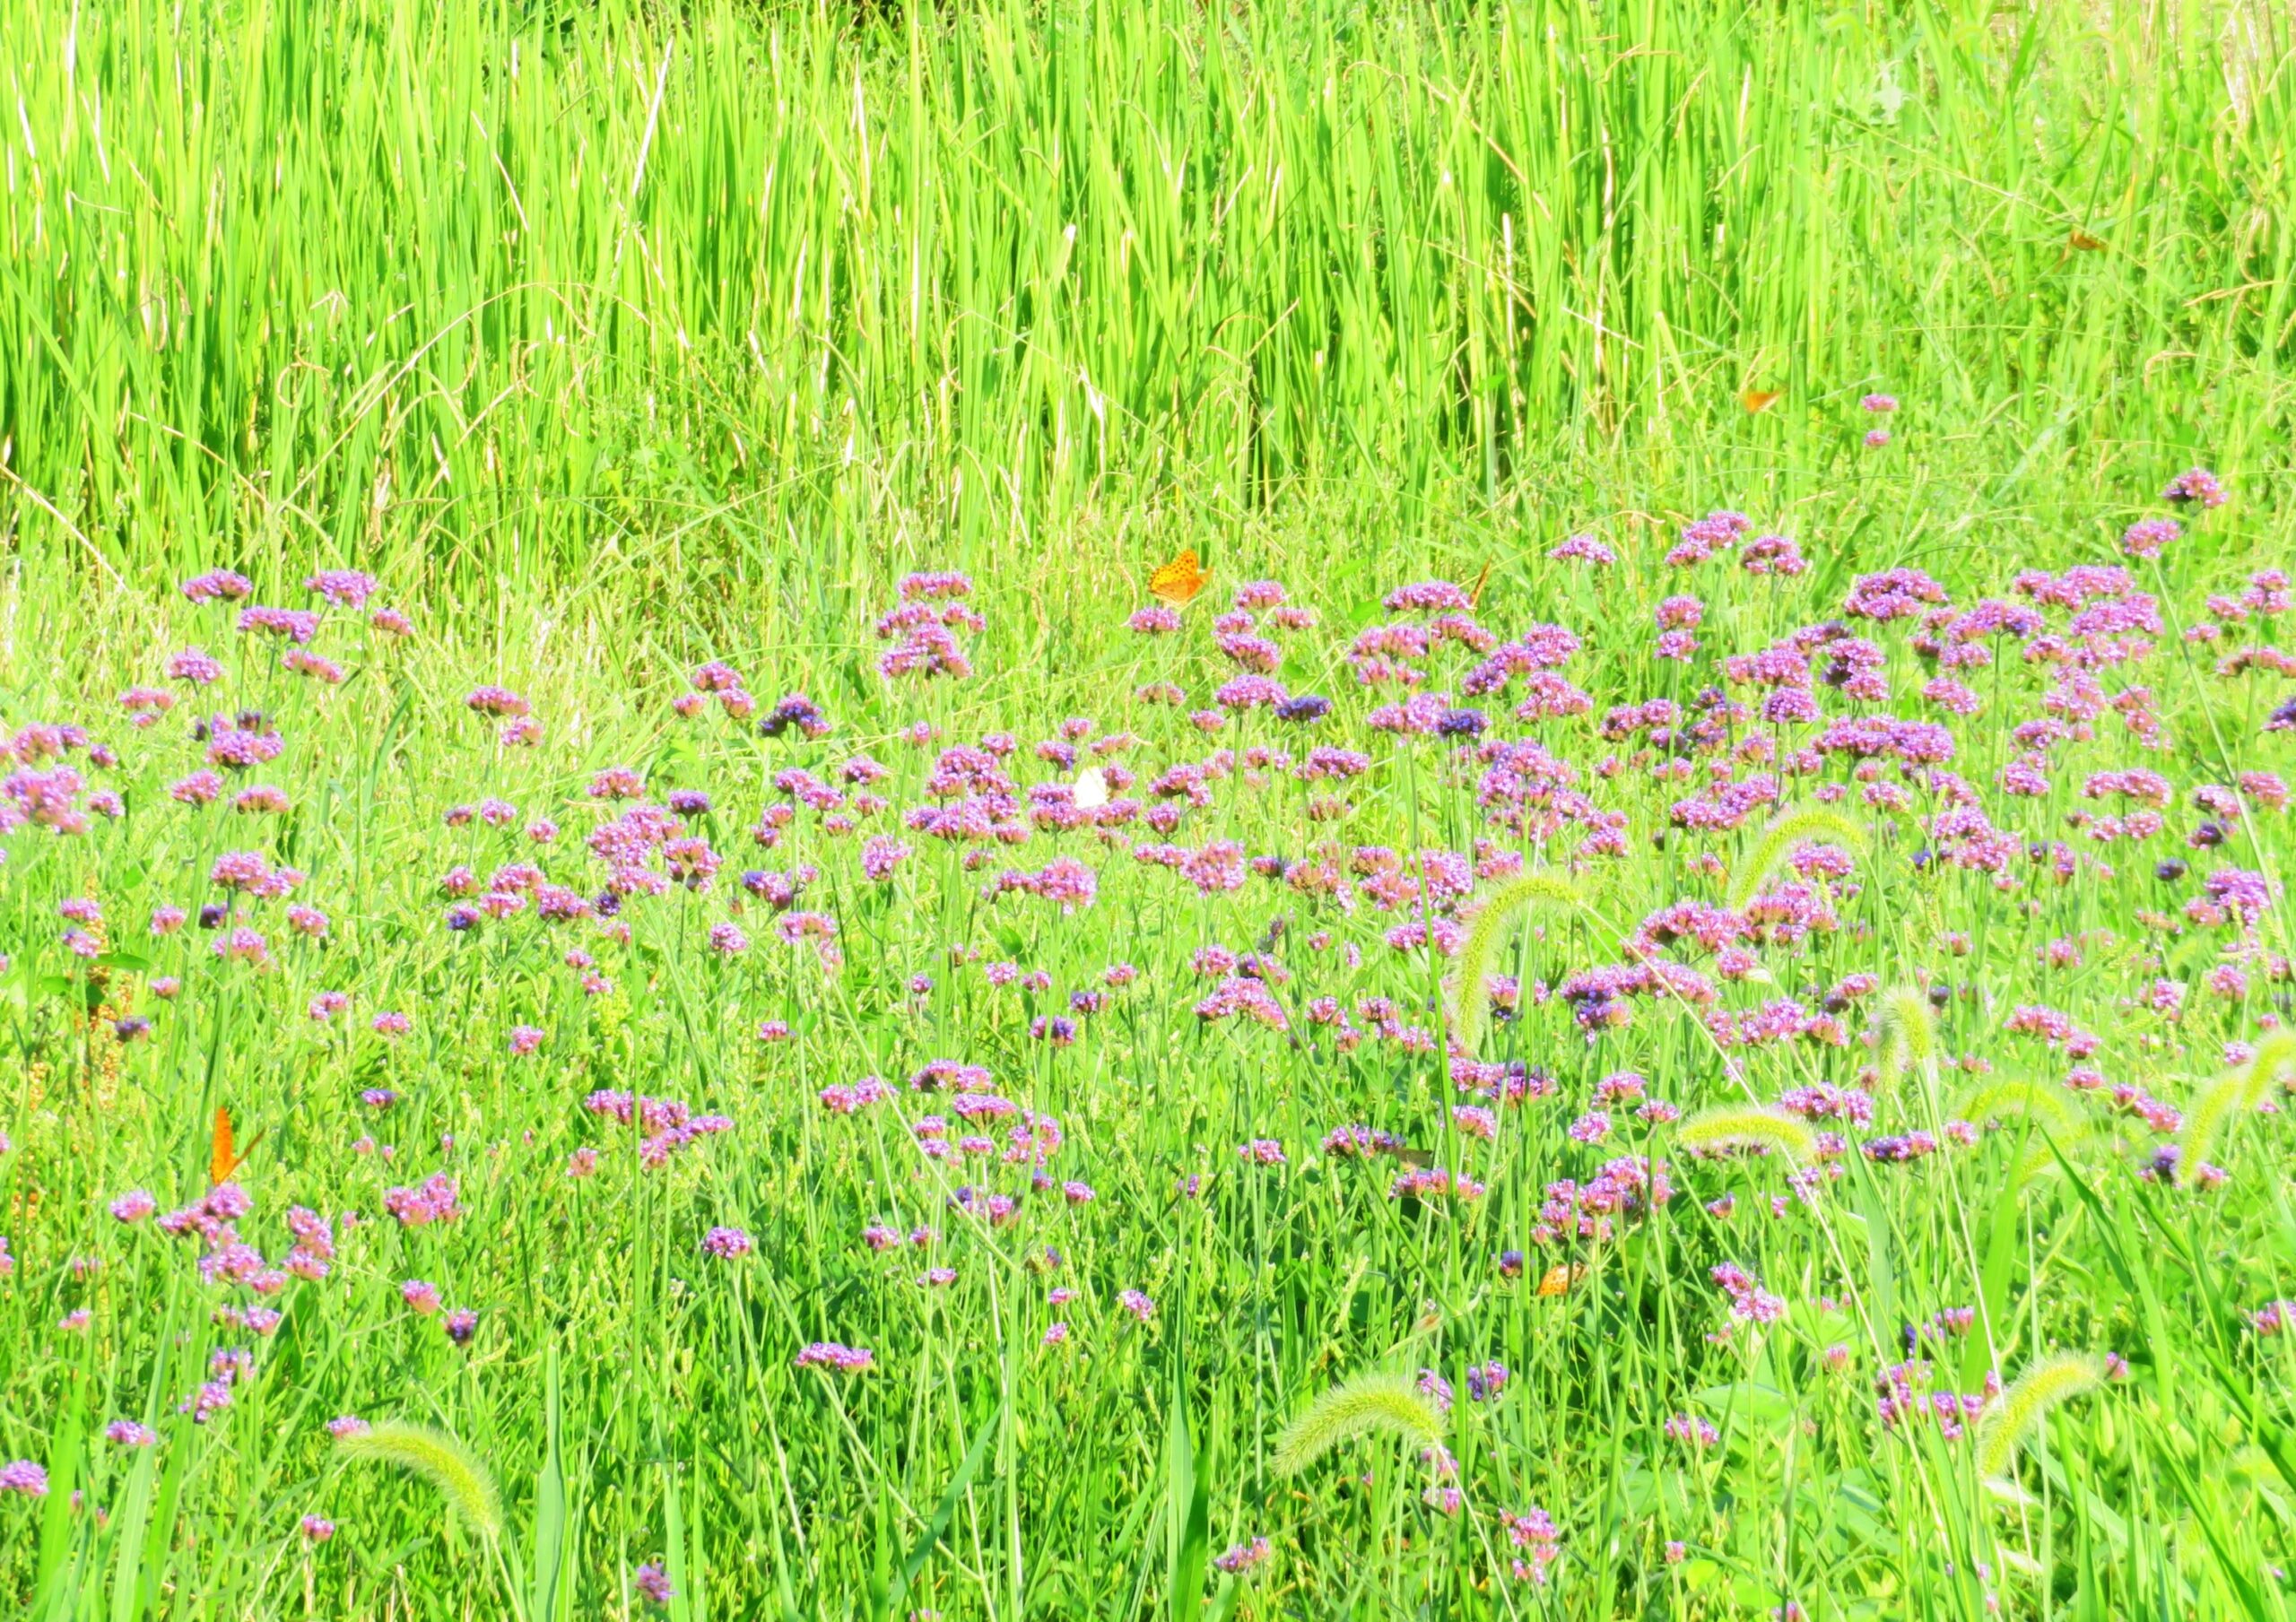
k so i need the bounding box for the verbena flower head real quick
[1551,533,1615,566]
[2161,466,2226,508]
[303,569,380,608]
[181,569,254,603]
[2120,518,2180,559]
[760,693,833,737]
[1213,1537,1272,1573]
[701,1226,753,1258]
[1383,580,1473,614]
[465,685,530,718]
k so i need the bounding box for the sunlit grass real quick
[0,0,2291,612]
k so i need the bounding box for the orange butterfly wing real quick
[1469,560,1492,610]
[211,1106,236,1185]
[1148,550,1207,606]
[1740,388,1784,413]
[2068,228,2106,252]
[1536,1262,1587,1297]
[210,1106,263,1185]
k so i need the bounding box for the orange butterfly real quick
[1739,387,1784,414]
[2068,228,2106,252]
[1536,1262,1590,1297]
[1468,560,1492,610]
[1148,549,1208,606]
[211,1106,263,1186]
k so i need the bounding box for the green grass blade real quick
[892,1401,999,1608]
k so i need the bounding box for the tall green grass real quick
[4,3,2296,1618]
[2,0,2292,607]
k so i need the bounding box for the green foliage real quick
[1,0,2292,598]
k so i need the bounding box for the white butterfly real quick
[1074,768,1109,811]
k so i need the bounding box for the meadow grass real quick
[4,0,2296,1618]
[2,0,2293,605]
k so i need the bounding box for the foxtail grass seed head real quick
[1273,1370,1448,1476]
[335,1422,501,1540]
[1875,985,1939,1094]
[1445,870,1585,1055]
[1726,807,1869,915]
[1974,1352,2109,1484]
[1674,1105,1819,1166]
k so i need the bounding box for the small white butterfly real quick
[1074,768,1109,811]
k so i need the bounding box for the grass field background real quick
[4,0,2296,1618]
[4,0,2293,603]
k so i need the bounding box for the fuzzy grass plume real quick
[2246,1028,2296,1097]
[1974,1352,2108,1483]
[336,1421,503,1539]
[1445,871,1585,1056]
[1955,1078,2086,1183]
[1953,1079,2083,1140]
[1725,807,1869,914]
[2173,1028,2296,1174]
[1875,985,1939,1095]
[1272,1370,1446,1476]
[2176,1071,2252,1180]
[1674,1104,1818,1165]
